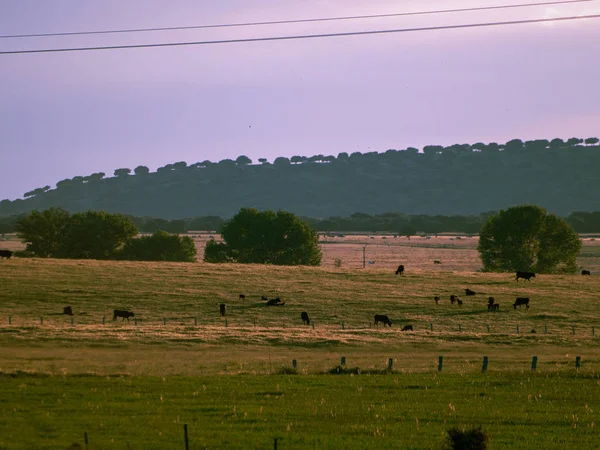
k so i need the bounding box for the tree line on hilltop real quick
[1,137,599,219]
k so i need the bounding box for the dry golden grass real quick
[1,238,600,376]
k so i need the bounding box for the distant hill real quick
[1,138,599,219]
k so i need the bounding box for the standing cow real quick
[301,311,310,325]
[516,271,536,282]
[374,314,392,327]
[0,250,13,259]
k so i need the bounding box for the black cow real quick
[433,260,442,265]
[465,288,476,296]
[239,294,246,300]
[488,297,495,306]
[395,265,405,275]
[63,306,73,316]
[582,270,591,276]
[434,296,440,305]
[450,295,458,304]
[490,303,499,311]
[0,249,13,259]
[113,309,135,321]
[457,299,463,306]
[514,297,530,309]
[301,311,310,325]
[267,297,285,306]
[401,325,413,331]
[516,271,535,282]
[374,314,392,327]
[219,304,226,317]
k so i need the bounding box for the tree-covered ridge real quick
[1,137,599,218]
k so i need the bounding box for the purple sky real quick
[1,1,599,201]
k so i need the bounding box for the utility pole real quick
[362,244,367,269]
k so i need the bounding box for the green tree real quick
[235,155,252,165]
[478,205,581,273]
[120,230,196,262]
[206,208,322,265]
[114,168,131,177]
[203,239,231,263]
[585,137,599,146]
[16,208,71,257]
[57,211,138,259]
[134,165,150,175]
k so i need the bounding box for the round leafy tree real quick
[478,205,581,273]
[204,208,322,265]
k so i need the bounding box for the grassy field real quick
[1,237,600,448]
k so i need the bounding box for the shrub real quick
[120,230,196,262]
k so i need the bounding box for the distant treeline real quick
[1,137,599,218]
[2,210,600,235]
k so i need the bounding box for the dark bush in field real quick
[120,230,196,262]
[444,426,488,450]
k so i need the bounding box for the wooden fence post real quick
[481,356,488,373]
[531,356,538,371]
[438,356,443,373]
[102,316,105,325]
[163,318,166,326]
[71,317,74,326]
[544,324,547,334]
[312,321,315,329]
[341,356,346,366]
[516,325,519,334]
[183,424,189,450]
[430,323,433,331]
[40,316,43,325]
[388,358,393,371]
[593,327,595,336]
[576,356,581,370]
[225,318,228,327]
[341,321,345,330]
[8,316,11,325]
[84,431,88,450]
[292,359,297,369]
[572,325,575,335]
[194,318,197,327]
[458,323,462,332]
[486,324,490,333]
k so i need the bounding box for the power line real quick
[1,14,598,56]
[0,0,595,39]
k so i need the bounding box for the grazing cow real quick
[113,309,135,321]
[0,249,13,259]
[374,314,392,327]
[266,297,285,306]
[516,271,535,282]
[488,297,495,306]
[395,265,405,275]
[513,297,530,309]
[301,311,310,325]
[434,295,440,305]
[457,299,463,306]
[63,306,73,316]
[582,270,591,276]
[433,260,441,265]
[219,304,226,317]
[491,303,499,311]
[465,288,476,296]
[401,325,413,331]
[531,329,536,333]
[450,295,458,304]
[239,294,246,300]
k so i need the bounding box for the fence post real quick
[516,325,519,334]
[84,431,88,450]
[225,318,228,328]
[576,356,581,370]
[388,358,393,371]
[341,356,346,366]
[292,359,297,369]
[531,356,538,371]
[458,323,462,332]
[312,321,315,329]
[341,321,345,330]
[8,316,11,325]
[163,318,166,326]
[102,316,105,325]
[482,356,489,373]
[134,318,137,326]
[486,324,490,333]
[40,316,43,325]
[430,323,433,331]
[544,324,547,334]
[438,356,443,373]
[194,318,197,327]
[572,325,575,335]
[274,437,278,450]
[183,424,189,450]
[71,317,74,326]
[593,326,595,336]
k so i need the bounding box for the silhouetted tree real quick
[566,137,583,146]
[291,156,306,164]
[273,157,291,166]
[235,155,252,165]
[585,137,599,146]
[258,158,268,164]
[114,168,131,177]
[172,161,188,170]
[134,165,150,175]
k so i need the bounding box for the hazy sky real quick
[1,0,599,201]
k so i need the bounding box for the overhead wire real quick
[1,14,598,55]
[0,0,595,39]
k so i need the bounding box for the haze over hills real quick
[1,138,598,219]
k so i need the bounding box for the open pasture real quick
[2,242,600,448]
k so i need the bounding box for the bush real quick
[120,230,196,262]
[443,426,488,450]
[203,239,231,263]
